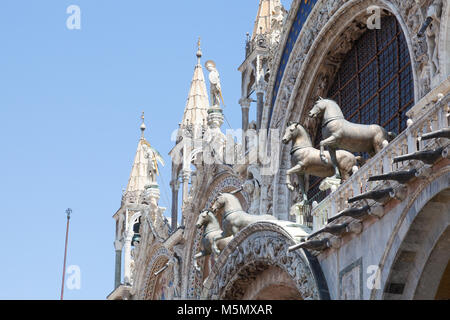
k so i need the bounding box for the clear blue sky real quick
[0,0,292,299]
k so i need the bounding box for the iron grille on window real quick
[307,16,414,202]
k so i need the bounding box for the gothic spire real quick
[125,112,154,193]
[251,0,282,40]
[178,39,209,135]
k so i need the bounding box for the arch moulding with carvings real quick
[138,245,171,300]
[201,221,330,300]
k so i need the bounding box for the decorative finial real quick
[196,37,202,61]
[65,208,72,219]
[140,111,146,138]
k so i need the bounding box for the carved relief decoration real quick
[139,246,171,300]
[202,222,322,300]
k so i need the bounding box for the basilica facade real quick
[108,0,450,300]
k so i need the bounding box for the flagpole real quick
[60,208,72,300]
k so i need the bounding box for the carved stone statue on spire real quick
[143,143,165,188]
[143,143,157,186]
[140,112,165,189]
[205,60,223,107]
[270,4,287,45]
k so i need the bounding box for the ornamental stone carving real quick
[243,166,262,215]
[202,222,325,300]
[425,0,443,78]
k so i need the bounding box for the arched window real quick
[308,15,414,202]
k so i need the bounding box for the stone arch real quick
[128,211,141,232]
[139,246,171,300]
[371,169,450,299]
[414,227,450,299]
[267,0,420,217]
[202,222,330,300]
[241,266,304,300]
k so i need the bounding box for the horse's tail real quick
[387,131,397,142]
[355,156,365,167]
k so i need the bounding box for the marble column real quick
[114,239,123,288]
[182,170,190,203]
[256,92,264,129]
[255,55,266,130]
[181,170,191,226]
[170,179,180,230]
[123,230,133,285]
[239,98,251,133]
[239,98,252,151]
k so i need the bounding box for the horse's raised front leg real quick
[297,174,308,206]
[328,147,341,180]
[286,163,304,191]
[212,233,225,256]
[319,135,338,164]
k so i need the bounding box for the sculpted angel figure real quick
[142,142,165,187]
[205,60,224,107]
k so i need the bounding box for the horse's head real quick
[308,98,326,118]
[196,210,211,228]
[309,98,342,120]
[210,193,225,213]
[282,122,301,144]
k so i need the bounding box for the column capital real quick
[255,81,266,94]
[182,170,191,182]
[239,97,252,108]
[114,239,124,251]
[124,230,134,242]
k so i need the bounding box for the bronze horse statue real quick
[308,98,396,179]
[193,210,232,271]
[282,122,362,205]
[210,192,276,255]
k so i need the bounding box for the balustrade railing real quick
[310,93,449,231]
